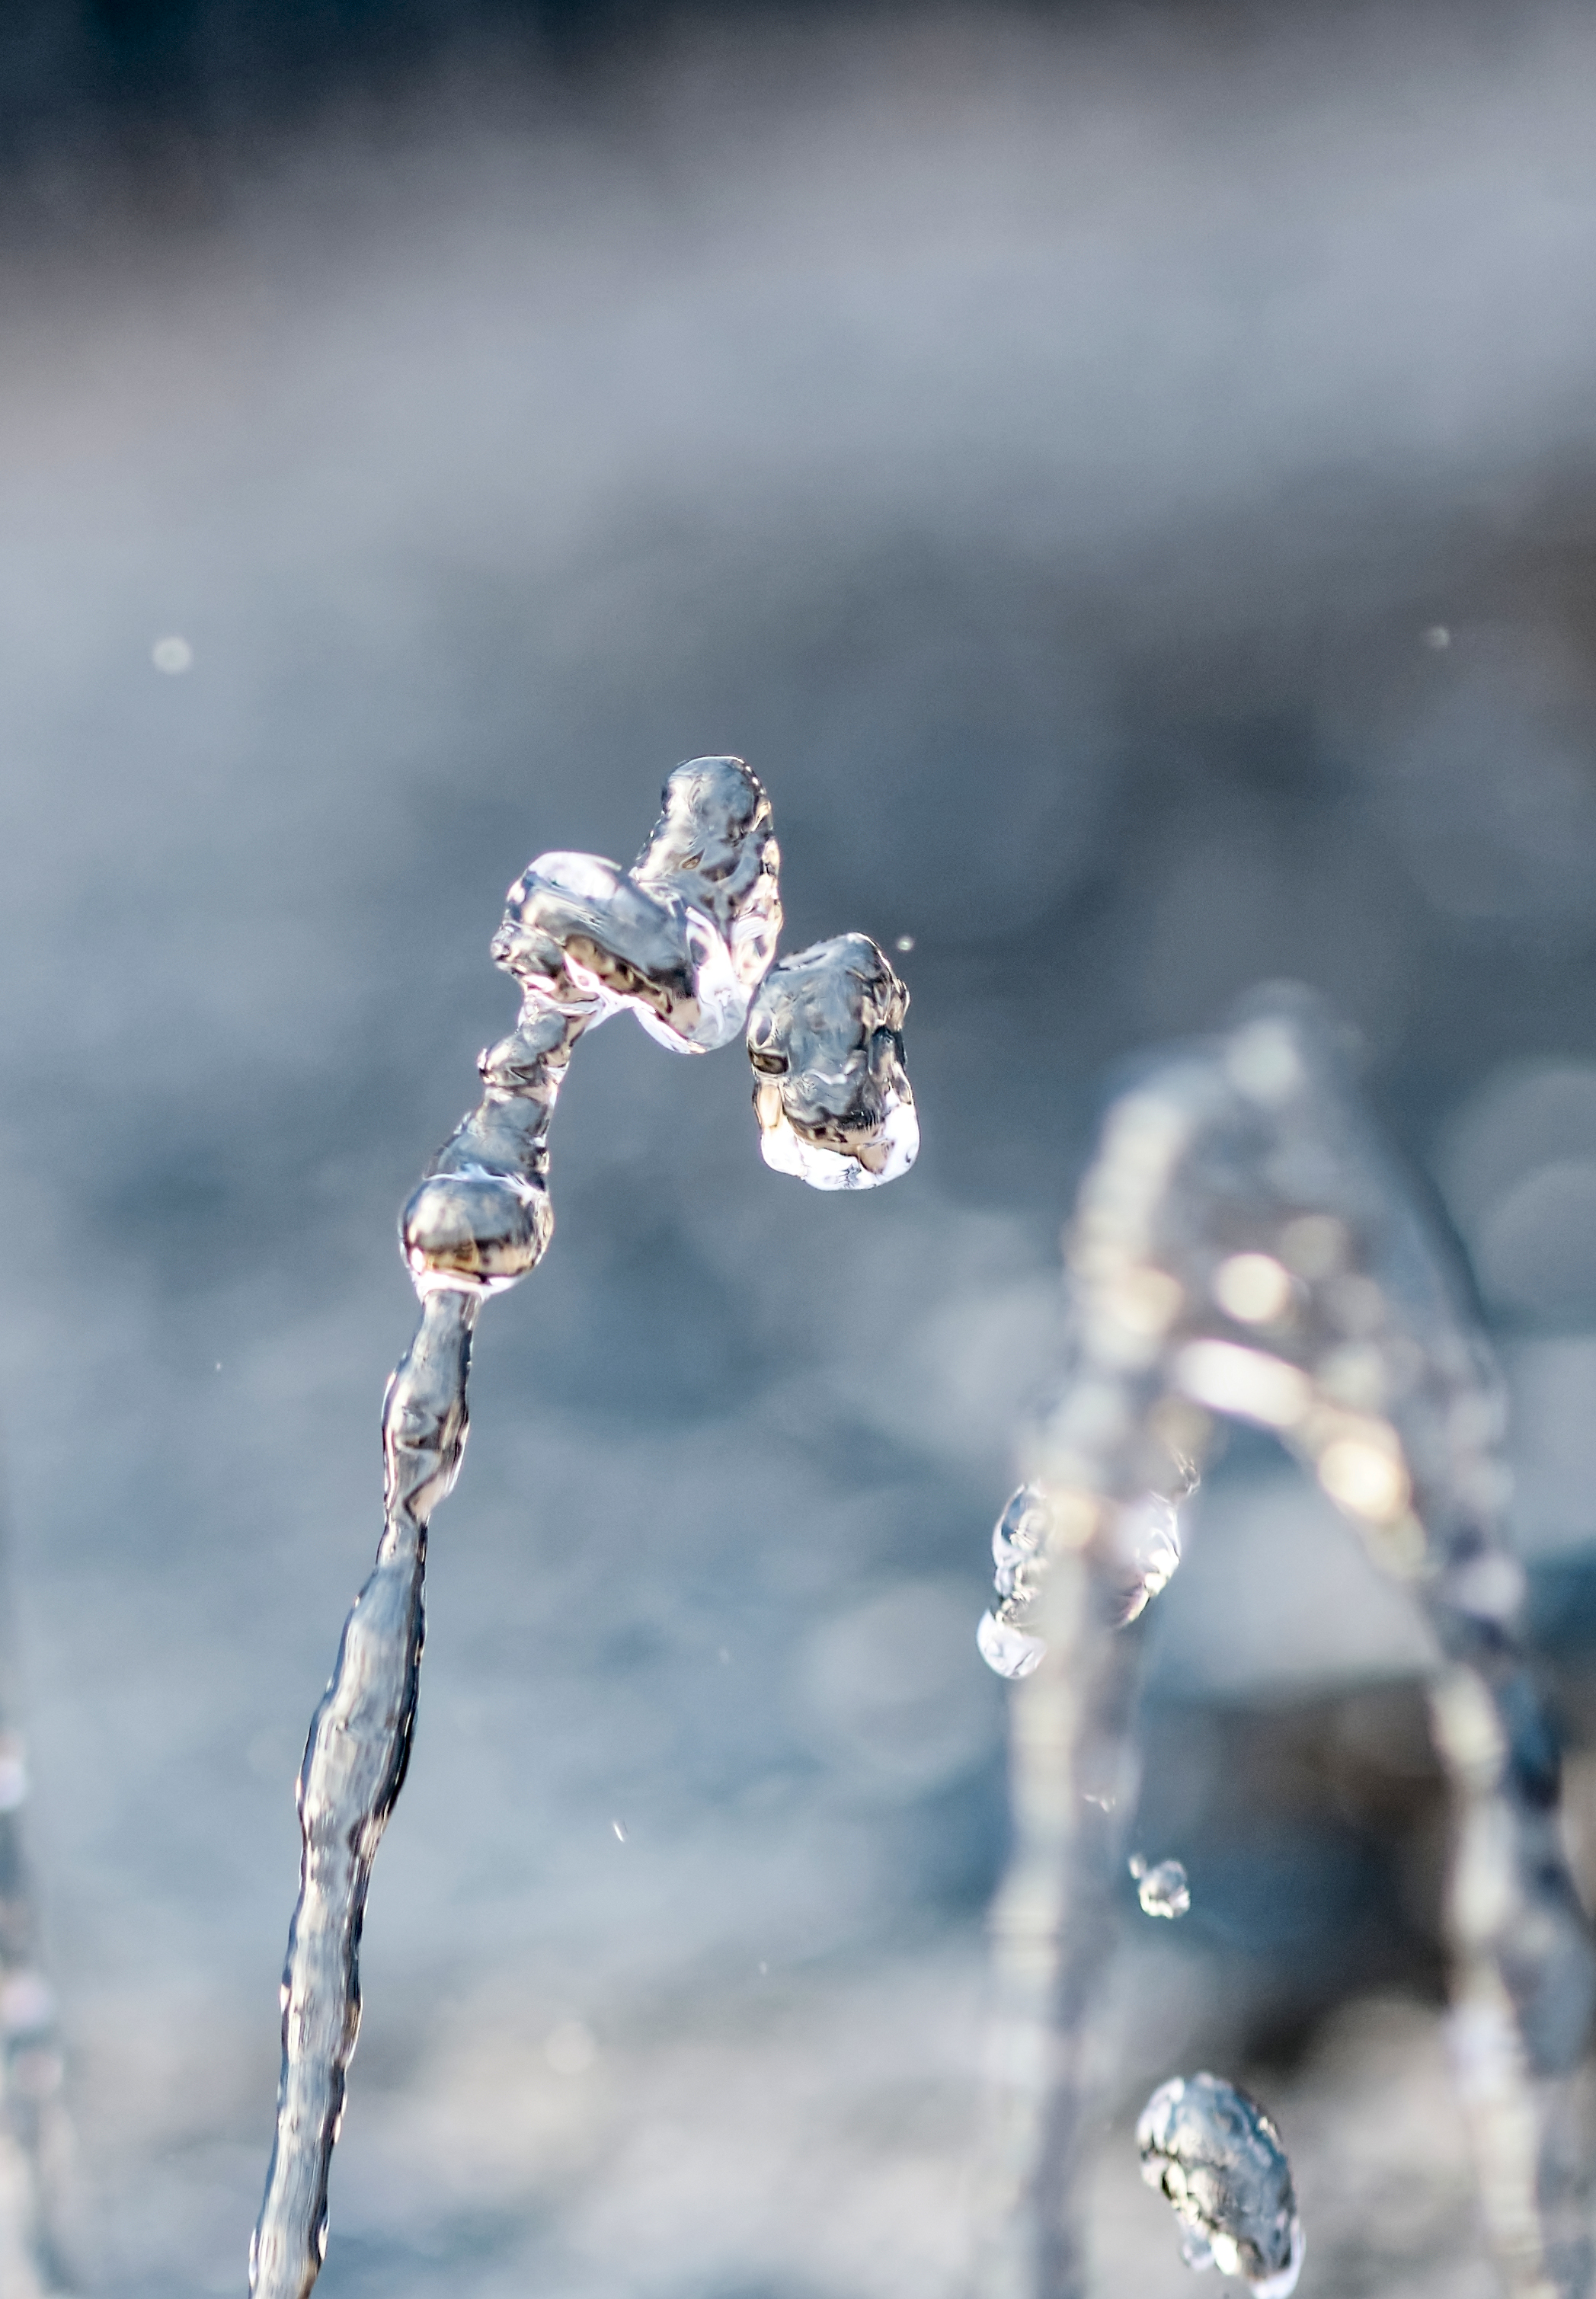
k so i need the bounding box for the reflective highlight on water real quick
[975,986,1594,2299]
[1129,1854,1191,1920]
[747,932,918,1189]
[249,760,916,2299]
[1137,2073,1304,2297]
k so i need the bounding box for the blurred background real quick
[5,0,1596,2291]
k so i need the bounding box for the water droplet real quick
[895,934,915,952]
[152,633,193,673]
[544,2019,597,2076]
[255,759,920,2295]
[718,1645,731,1664]
[977,1607,1047,1680]
[1133,1856,1191,1920]
[747,934,918,1189]
[1137,2073,1303,2297]
[1423,623,1452,649]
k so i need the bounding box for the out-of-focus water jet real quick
[974,984,1594,2299]
[1130,1854,1191,1920]
[248,758,916,2299]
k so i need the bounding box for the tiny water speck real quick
[1422,623,1451,650]
[152,634,193,673]
[895,934,915,951]
[611,1818,627,1842]
[1131,1854,1191,1919]
[543,2019,597,2077]
[718,1645,731,1664]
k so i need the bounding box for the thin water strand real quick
[747,931,918,1188]
[1137,2073,1304,2297]
[976,985,1594,2299]
[250,759,916,2298]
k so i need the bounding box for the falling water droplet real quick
[747,934,918,1189]
[1422,623,1452,650]
[1133,1856,1191,1920]
[895,934,915,952]
[1137,2073,1303,2297]
[152,634,193,673]
[611,1818,627,1843]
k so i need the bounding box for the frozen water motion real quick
[1137,2073,1303,2297]
[249,759,916,2299]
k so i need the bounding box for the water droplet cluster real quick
[976,986,1593,2299]
[1137,2073,1303,2297]
[250,759,916,2299]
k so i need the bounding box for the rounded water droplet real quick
[152,634,193,673]
[977,1609,1046,1680]
[1134,1857,1191,1920]
[401,1169,552,1294]
[1137,2072,1303,2297]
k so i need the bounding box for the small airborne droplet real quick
[1133,1856,1191,1920]
[152,635,194,673]
[895,935,915,952]
[1422,624,1451,650]
[1139,2072,1303,2296]
[611,1818,627,1842]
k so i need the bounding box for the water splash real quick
[249,758,916,2299]
[1129,1854,1191,1920]
[975,985,1594,2299]
[1137,2073,1303,2297]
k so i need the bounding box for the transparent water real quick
[249,760,917,2299]
[975,986,1593,2299]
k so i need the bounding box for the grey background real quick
[5,3,1596,2291]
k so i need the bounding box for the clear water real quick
[1130,1854,1191,1921]
[249,760,917,2299]
[1137,2072,1303,2297]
